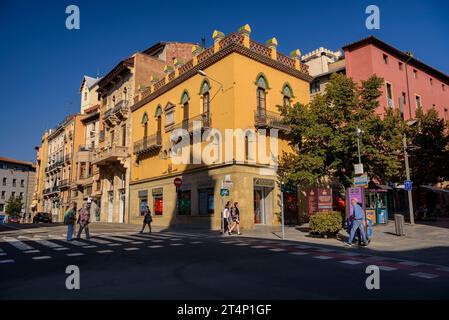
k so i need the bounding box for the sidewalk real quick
[236,219,449,267]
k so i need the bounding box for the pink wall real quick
[345,44,449,121]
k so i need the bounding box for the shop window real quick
[198,188,214,215]
[177,190,191,215]
[153,192,163,216]
[139,197,148,216]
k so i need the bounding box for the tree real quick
[409,106,449,187]
[5,196,23,217]
[279,73,405,189]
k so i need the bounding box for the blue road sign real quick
[220,188,230,197]
[404,180,413,191]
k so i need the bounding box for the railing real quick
[133,133,162,154]
[197,47,214,63]
[103,100,129,120]
[171,112,211,132]
[78,145,93,152]
[91,145,129,164]
[58,179,70,188]
[45,160,64,172]
[250,40,272,58]
[64,154,71,162]
[254,109,290,131]
[99,130,105,141]
[44,185,60,195]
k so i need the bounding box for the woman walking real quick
[63,202,77,241]
[222,201,230,234]
[140,205,152,233]
[228,202,241,235]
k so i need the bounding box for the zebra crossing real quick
[0,231,209,264]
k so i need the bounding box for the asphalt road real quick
[1,223,448,299]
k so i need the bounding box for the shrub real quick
[309,211,342,236]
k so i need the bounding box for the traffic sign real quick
[404,180,413,191]
[174,178,182,188]
[354,174,369,186]
[222,181,233,189]
[220,188,230,197]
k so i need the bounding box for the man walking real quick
[77,203,91,239]
[345,198,368,247]
[64,203,77,241]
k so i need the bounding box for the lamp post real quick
[356,126,362,165]
[403,119,417,225]
[198,70,224,92]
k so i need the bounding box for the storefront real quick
[253,178,275,225]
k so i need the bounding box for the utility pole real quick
[403,134,415,225]
[280,182,285,240]
[356,126,362,165]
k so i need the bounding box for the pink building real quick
[343,36,449,121]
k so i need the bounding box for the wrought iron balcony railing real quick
[254,109,290,132]
[134,133,162,155]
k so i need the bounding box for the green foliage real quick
[409,106,449,185]
[309,211,342,235]
[279,73,406,188]
[5,196,23,216]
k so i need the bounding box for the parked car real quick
[8,215,21,223]
[33,212,53,223]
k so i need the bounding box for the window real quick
[282,84,292,107]
[413,69,418,79]
[383,54,389,64]
[1,191,5,199]
[0,204,3,211]
[139,194,148,216]
[84,92,87,101]
[256,76,267,111]
[430,78,433,86]
[20,180,24,188]
[2,178,6,186]
[198,188,214,215]
[121,125,126,147]
[153,190,163,216]
[386,83,394,108]
[19,192,23,198]
[415,95,422,109]
[110,130,114,147]
[443,84,446,92]
[166,110,174,126]
[141,112,149,139]
[398,62,403,71]
[12,179,16,187]
[177,190,191,215]
[310,80,320,94]
[201,81,210,115]
[402,92,407,105]
[11,192,15,198]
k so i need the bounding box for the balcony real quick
[134,133,162,155]
[58,179,70,189]
[64,154,72,163]
[168,112,211,133]
[103,100,129,125]
[254,109,290,132]
[44,185,60,195]
[45,160,64,173]
[77,174,93,186]
[99,130,105,141]
[77,145,93,162]
[91,145,129,165]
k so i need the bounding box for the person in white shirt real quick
[222,201,230,234]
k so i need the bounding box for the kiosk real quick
[365,189,389,224]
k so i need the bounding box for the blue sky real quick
[1,0,448,161]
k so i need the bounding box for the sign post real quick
[220,176,232,235]
[174,178,182,228]
[280,182,285,240]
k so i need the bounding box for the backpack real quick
[63,209,73,225]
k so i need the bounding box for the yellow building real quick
[32,131,49,214]
[129,25,312,230]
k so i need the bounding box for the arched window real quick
[256,75,267,113]
[141,112,149,139]
[181,91,190,123]
[282,84,293,107]
[123,87,128,101]
[201,80,211,121]
[155,105,162,142]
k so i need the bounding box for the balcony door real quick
[119,190,125,223]
[108,191,113,223]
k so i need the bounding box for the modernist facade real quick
[129,25,311,230]
[0,157,36,214]
[303,36,449,121]
[32,132,49,213]
[93,42,194,223]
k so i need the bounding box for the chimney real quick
[201,37,206,49]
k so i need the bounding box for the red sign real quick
[174,178,182,187]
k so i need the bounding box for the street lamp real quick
[403,119,417,225]
[198,70,224,92]
[356,126,363,165]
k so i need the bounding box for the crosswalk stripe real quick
[379,266,398,271]
[86,237,112,244]
[32,256,52,260]
[99,235,132,243]
[289,251,309,256]
[107,243,122,247]
[97,250,114,254]
[120,235,152,241]
[24,250,41,254]
[0,259,15,264]
[3,237,35,251]
[314,255,333,260]
[148,245,163,248]
[269,248,287,252]
[66,253,84,257]
[67,240,91,247]
[410,272,439,279]
[124,247,139,251]
[0,253,7,256]
[28,237,66,250]
[340,260,363,265]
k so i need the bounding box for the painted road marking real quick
[120,235,152,241]
[124,247,140,251]
[32,256,52,260]
[66,240,91,247]
[148,245,163,249]
[269,248,287,252]
[24,250,41,254]
[314,255,333,260]
[87,237,112,244]
[399,261,423,266]
[97,250,114,254]
[190,241,203,244]
[54,247,69,251]
[100,235,132,243]
[340,260,363,265]
[251,245,268,249]
[107,243,122,247]
[0,259,15,264]
[296,245,313,249]
[410,272,439,279]
[66,253,84,257]
[28,237,67,250]
[289,252,309,256]
[3,237,35,251]
[340,252,361,257]
[83,245,98,249]
[131,241,144,245]
[0,253,6,256]
[316,248,335,253]
[170,243,184,246]
[378,266,398,271]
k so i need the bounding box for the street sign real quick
[174,178,182,188]
[404,180,413,191]
[222,181,233,189]
[354,174,369,186]
[220,188,230,197]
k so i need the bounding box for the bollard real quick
[394,214,405,236]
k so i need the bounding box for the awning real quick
[420,185,449,194]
